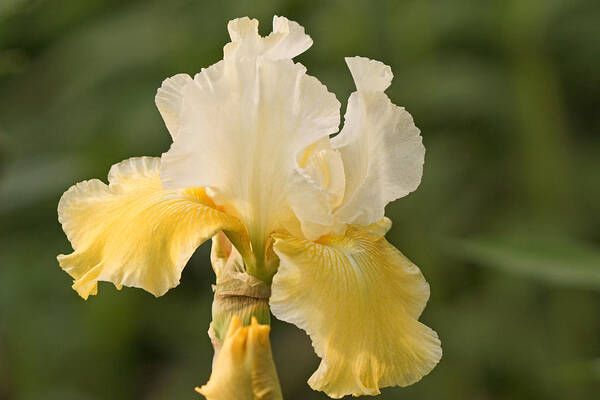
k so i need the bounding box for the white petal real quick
[285,168,334,241]
[332,57,425,226]
[224,16,312,61]
[155,73,193,139]
[299,138,346,209]
[346,56,393,92]
[160,56,340,266]
[285,138,347,240]
[267,16,313,60]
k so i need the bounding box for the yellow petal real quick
[269,220,441,398]
[57,157,246,299]
[196,316,283,400]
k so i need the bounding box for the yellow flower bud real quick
[196,316,283,400]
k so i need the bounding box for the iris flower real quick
[57,16,441,398]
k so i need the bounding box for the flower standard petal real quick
[332,56,425,227]
[269,221,441,398]
[225,16,312,61]
[159,19,341,277]
[289,138,347,240]
[196,316,283,400]
[155,73,194,139]
[267,16,313,60]
[57,157,247,299]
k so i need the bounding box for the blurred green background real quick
[1,0,599,399]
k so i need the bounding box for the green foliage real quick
[1,0,599,399]
[450,233,600,289]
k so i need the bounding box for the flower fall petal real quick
[269,221,441,398]
[57,157,246,299]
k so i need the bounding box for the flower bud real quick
[196,316,282,400]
